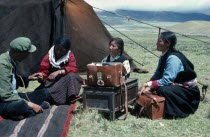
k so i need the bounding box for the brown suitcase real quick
[136,92,165,120]
[87,62,125,87]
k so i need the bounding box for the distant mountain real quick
[97,10,210,22]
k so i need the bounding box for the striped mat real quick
[0,104,76,137]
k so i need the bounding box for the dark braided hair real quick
[54,36,71,50]
[109,37,124,55]
[160,31,177,51]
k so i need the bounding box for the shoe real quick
[2,115,25,121]
[40,101,50,109]
[10,115,25,121]
[70,96,83,104]
[133,68,149,73]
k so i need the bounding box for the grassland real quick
[68,20,210,137]
[167,21,210,36]
[21,20,210,137]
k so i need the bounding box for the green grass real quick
[68,22,210,137]
[19,21,210,137]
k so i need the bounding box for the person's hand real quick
[81,79,87,87]
[48,71,60,81]
[138,83,151,96]
[83,79,87,85]
[27,102,44,113]
[29,73,43,81]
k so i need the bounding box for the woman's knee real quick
[156,86,173,96]
[66,73,83,82]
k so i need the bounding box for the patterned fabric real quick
[44,73,83,104]
[0,104,76,137]
[172,78,197,87]
[37,49,81,104]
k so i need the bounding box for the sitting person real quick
[138,31,200,118]
[102,37,131,77]
[0,37,48,120]
[32,36,83,105]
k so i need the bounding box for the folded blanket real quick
[0,104,76,137]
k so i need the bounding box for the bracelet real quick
[147,81,153,88]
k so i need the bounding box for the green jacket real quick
[0,52,28,102]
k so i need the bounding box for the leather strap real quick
[119,66,128,120]
[119,84,123,111]
[142,93,158,105]
[123,81,128,120]
[119,65,123,111]
[138,92,161,114]
[16,73,31,102]
[138,106,145,117]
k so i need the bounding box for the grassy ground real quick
[67,22,210,137]
[20,21,210,137]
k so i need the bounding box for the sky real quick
[84,0,210,15]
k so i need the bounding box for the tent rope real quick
[91,6,209,94]
[92,6,210,45]
[101,20,159,58]
[60,2,208,96]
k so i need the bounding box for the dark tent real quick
[0,0,140,74]
[0,0,55,74]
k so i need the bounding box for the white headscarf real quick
[48,46,71,68]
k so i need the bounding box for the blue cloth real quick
[12,68,18,95]
[152,55,184,86]
[18,88,51,105]
[0,101,35,120]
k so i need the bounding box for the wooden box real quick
[83,78,138,120]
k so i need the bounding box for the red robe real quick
[38,52,78,82]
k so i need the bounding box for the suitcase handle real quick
[142,93,158,104]
[88,75,93,82]
[140,93,161,110]
[107,75,112,82]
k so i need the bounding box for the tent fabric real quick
[0,104,76,137]
[0,0,139,74]
[65,0,112,72]
[65,0,140,72]
[0,0,55,74]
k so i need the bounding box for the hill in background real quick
[96,10,210,36]
[97,10,210,22]
[167,21,210,36]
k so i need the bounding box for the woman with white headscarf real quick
[34,36,83,105]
